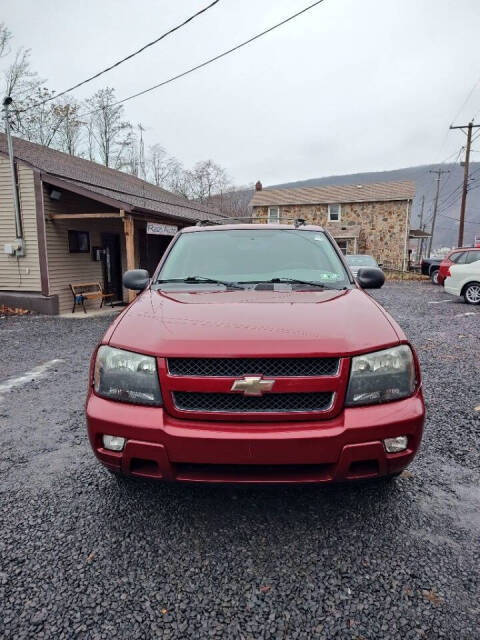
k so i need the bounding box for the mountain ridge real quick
[268,162,480,249]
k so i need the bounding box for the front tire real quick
[431,269,439,285]
[463,282,480,305]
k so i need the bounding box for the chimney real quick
[255,180,262,191]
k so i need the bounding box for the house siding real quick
[252,200,410,269]
[0,156,41,291]
[42,186,126,314]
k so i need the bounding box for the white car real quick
[444,260,480,305]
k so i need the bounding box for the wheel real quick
[463,282,480,305]
[430,269,439,285]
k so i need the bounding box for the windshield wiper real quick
[238,277,344,290]
[156,276,244,290]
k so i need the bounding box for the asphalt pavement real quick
[0,281,479,639]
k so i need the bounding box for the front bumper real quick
[86,389,425,483]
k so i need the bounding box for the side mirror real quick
[123,269,150,291]
[356,267,385,289]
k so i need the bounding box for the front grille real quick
[173,391,334,413]
[167,357,339,377]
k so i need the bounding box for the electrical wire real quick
[75,0,328,119]
[450,72,480,126]
[438,213,480,225]
[15,0,221,114]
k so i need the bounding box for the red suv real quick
[86,224,424,484]
[438,247,480,285]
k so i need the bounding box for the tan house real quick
[0,135,222,314]
[250,180,416,269]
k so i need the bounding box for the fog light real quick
[384,436,408,453]
[102,435,126,451]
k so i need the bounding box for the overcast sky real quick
[3,0,480,186]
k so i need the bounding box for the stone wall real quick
[251,200,409,269]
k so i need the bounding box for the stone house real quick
[249,180,416,270]
[0,134,222,314]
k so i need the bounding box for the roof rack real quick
[195,215,312,226]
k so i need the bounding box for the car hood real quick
[108,288,402,358]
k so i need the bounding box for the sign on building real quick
[146,222,178,236]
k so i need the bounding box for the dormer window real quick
[328,204,341,222]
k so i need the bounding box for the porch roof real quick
[409,228,432,238]
[0,134,224,223]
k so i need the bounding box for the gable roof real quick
[250,180,416,207]
[0,134,223,223]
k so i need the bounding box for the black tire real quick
[430,269,439,285]
[463,282,480,305]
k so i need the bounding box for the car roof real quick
[180,223,326,233]
[346,254,374,258]
[450,246,480,253]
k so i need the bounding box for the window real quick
[156,229,350,287]
[68,230,90,253]
[465,250,480,264]
[450,251,465,263]
[268,207,280,223]
[336,239,347,254]
[328,204,341,222]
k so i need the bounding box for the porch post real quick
[123,214,136,302]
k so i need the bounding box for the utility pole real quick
[427,169,450,257]
[416,195,425,262]
[2,96,24,253]
[450,121,480,247]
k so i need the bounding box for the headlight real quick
[94,346,162,406]
[345,345,415,406]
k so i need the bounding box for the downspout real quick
[3,96,24,255]
[402,199,410,272]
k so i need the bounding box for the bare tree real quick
[0,23,12,58]
[53,98,83,154]
[187,159,231,202]
[210,185,254,219]
[85,88,131,167]
[12,87,70,147]
[3,48,42,100]
[147,144,187,191]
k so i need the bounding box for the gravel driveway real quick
[1,282,479,640]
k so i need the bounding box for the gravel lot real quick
[1,281,479,640]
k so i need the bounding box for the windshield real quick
[345,254,377,267]
[156,229,350,287]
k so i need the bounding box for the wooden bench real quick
[70,282,115,314]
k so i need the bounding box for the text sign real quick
[147,222,178,236]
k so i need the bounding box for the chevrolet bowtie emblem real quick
[231,376,275,396]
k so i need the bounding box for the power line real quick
[450,72,480,125]
[16,0,221,114]
[450,121,480,245]
[438,212,480,225]
[76,0,328,119]
[436,179,480,215]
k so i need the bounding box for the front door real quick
[101,233,122,301]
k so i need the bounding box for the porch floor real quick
[59,306,124,319]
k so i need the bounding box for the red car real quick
[86,224,425,484]
[437,247,480,285]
